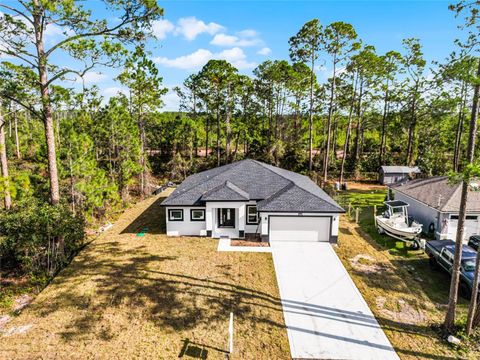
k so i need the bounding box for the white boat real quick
[375,200,423,248]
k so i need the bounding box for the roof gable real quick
[201,181,249,201]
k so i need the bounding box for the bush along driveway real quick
[0,192,290,360]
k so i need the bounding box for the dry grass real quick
[336,218,480,359]
[0,191,289,360]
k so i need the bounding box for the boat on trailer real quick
[375,200,423,249]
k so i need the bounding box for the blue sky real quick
[3,0,464,110]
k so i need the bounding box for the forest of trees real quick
[0,0,479,333]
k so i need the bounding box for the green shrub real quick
[0,199,86,277]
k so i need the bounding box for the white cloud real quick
[210,34,239,47]
[155,49,213,70]
[44,24,74,39]
[175,17,224,41]
[257,47,271,56]
[76,72,107,84]
[210,33,261,47]
[163,90,181,111]
[237,29,258,38]
[218,47,256,69]
[101,86,128,99]
[154,47,255,70]
[152,19,175,40]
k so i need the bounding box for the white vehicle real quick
[375,200,423,249]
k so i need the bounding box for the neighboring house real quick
[379,166,421,185]
[391,177,480,240]
[161,159,344,243]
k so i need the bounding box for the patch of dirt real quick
[375,296,426,325]
[230,240,269,247]
[3,324,33,337]
[0,315,12,331]
[12,294,33,314]
[349,254,392,274]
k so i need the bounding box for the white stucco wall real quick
[165,203,342,241]
[165,207,206,236]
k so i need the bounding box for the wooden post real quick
[348,203,352,217]
[355,208,359,224]
[229,312,234,354]
[373,205,377,217]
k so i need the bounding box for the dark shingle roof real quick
[201,181,249,201]
[162,159,344,213]
[391,176,480,212]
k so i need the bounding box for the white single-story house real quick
[391,177,480,240]
[379,166,421,185]
[161,159,345,243]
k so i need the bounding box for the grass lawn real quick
[334,183,480,359]
[0,190,289,360]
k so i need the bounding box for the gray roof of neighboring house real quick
[380,166,421,174]
[162,159,344,213]
[391,176,480,212]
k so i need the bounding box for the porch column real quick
[206,204,213,237]
[239,204,245,237]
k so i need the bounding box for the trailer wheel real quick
[428,256,438,270]
[411,240,420,250]
[377,226,385,234]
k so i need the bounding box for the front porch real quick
[206,202,246,239]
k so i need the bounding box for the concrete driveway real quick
[271,242,399,360]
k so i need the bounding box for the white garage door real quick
[449,215,480,240]
[269,216,330,242]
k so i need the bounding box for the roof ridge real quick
[225,180,250,199]
[253,159,338,207]
[165,161,244,202]
[441,181,463,211]
[258,181,295,208]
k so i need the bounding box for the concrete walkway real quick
[271,242,399,360]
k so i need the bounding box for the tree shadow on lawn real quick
[28,237,286,355]
[25,239,456,360]
[120,195,167,234]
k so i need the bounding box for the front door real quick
[218,208,235,228]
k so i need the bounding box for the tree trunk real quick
[193,92,198,158]
[406,86,418,166]
[216,103,220,167]
[379,84,389,166]
[464,59,480,336]
[445,59,480,334]
[339,74,357,184]
[353,79,364,174]
[205,116,209,158]
[453,84,467,172]
[33,7,60,205]
[0,111,12,210]
[139,116,147,196]
[225,84,232,163]
[13,106,21,159]
[323,56,337,182]
[233,131,240,161]
[308,56,315,171]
